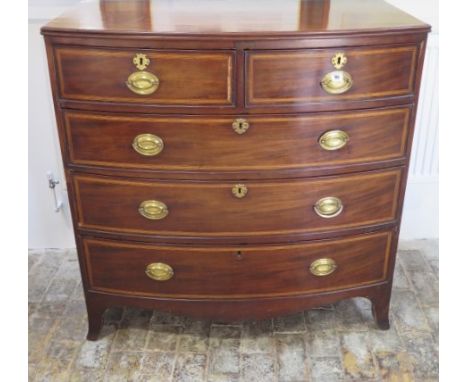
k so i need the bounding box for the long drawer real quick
[82,230,393,298]
[72,168,402,238]
[64,107,411,173]
[54,47,235,107]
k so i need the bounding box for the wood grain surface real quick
[83,230,393,298]
[55,47,235,106]
[246,46,417,106]
[72,169,402,238]
[64,106,411,173]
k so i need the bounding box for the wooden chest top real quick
[42,0,428,37]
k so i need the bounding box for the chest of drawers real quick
[42,0,430,340]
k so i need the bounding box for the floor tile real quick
[112,309,152,351]
[178,320,211,352]
[305,306,337,332]
[105,351,142,382]
[146,324,181,351]
[374,351,415,381]
[173,353,207,382]
[306,330,340,358]
[398,250,431,273]
[391,290,431,334]
[240,319,274,354]
[335,299,373,331]
[241,353,276,382]
[275,334,308,382]
[139,351,176,380]
[309,356,344,382]
[340,331,377,380]
[273,312,306,334]
[208,325,241,377]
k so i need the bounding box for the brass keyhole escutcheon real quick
[133,53,150,70]
[331,52,347,70]
[232,184,248,198]
[232,118,250,134]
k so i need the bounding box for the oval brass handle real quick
[314,196,343,218]
[132,134,164,156]
[309,258,337,277]
[145,262,174,281]
[138,200,168,220]
[232,118,249,134]
[319,130,349,151]
[320,70,353,95]
[126,71,160,95]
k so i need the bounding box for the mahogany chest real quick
[42,0,430,340]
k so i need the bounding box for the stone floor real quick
[28,240,438,382]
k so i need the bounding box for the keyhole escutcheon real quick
[232,184,248,199]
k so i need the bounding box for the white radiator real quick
[400,33,439,239]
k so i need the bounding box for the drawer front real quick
[55,47,235,106]
[73,169,401,238]
[246,46,417,107]
[82,230,393,298]
[65,107,410,172]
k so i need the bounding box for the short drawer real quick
[73,168,402,239]
[64,106,410,173]
[54,47,235,107]
[82,230,393,298]
[246,46,418,107]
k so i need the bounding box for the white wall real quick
[28,0,438,248]
[29,18,75,249]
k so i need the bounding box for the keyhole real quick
[237,187,242,195]
[139,57,144,66]
[337,56,341,65]
[235,250,243,260]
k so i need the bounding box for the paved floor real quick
[28,240,438,381]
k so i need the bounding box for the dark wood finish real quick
[246,45,417,107]
[83,281,393,338]
[42,0,428,36]
[64,106,411,174]
[54,47,235,107]
[41,0,429,340]
[72,169,401,239]
[83,230,392,298]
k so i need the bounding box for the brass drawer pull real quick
[319,130,349,151]
[232,118,249,134]
[126,71,160,95]
[314,196,343,218]
[232,184,248,198]
[145,262,174,281]
[138,200,168,220]
[132,134,164,156]
[309,258,337,277]
[320,70,353,95]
